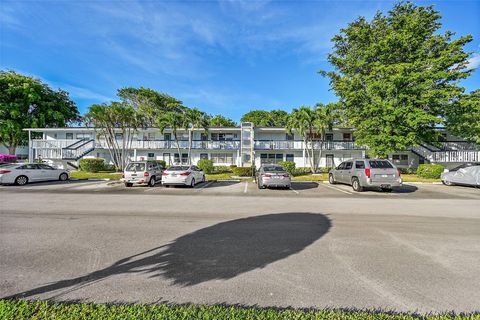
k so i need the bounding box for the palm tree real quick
[184,108,211,165]
[84,102,139,171]
[156,111,186,164]
[315,102,340,168]
[286,106,318,173]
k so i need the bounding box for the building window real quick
[260,153,283,164]
[148,153,155,159]
[286,154,294,162]
[286,133,294,141]
[66,133,73,140]
[115,133,123,140]
[174,153,189,164]
[211,153,234,164]
[326,133,334,141]
[343,133,351,141]
[76,133,90,139]
[200,153,209,160]
[392,154,408,165]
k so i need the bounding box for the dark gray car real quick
[441,163,480,187]
[256,164,291,189]
[329,158,402,192]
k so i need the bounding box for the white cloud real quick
[467,54,480,70]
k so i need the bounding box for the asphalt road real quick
[1,183,480,313]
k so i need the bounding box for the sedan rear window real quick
[125,163,145,171]
[167,166,190,171]
[263,166,286,172]
[369,160,393,168]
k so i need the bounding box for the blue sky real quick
[1,0,479,121]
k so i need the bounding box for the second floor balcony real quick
[254,140,366,150]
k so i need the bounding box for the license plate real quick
[131,174,137,177]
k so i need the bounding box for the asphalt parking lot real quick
[1,178,479,199]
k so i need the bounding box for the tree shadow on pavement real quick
[5,212,331,299]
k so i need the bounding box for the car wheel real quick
[442,179,453,186]
[352,177,363,192]
[15,175,28,186]
[149,176,156,187]
[125,182,133,187]
[381,188,392,192]
[329,174,336,184]
[59,173,68,181]
[190,178,195,188]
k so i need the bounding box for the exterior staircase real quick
[411,143,480,164]
[61,139,95,161]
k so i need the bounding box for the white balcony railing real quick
[254,140,366,150]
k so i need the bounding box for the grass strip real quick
[69,171,123,181]
[0,300,477,320]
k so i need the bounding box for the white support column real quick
[133,149,137,161]
[28,130,33,163]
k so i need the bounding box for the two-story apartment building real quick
[23,122,480,170]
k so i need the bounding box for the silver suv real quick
[123,161,163,187]
[329,159,402,192]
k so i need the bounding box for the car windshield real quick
[125,163,145,171]
[167,166,190,171]
[263,166,285,172]
[369,160,393,169]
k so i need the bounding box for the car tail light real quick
[0,170,11,174]
[144,172,149,177]
[180,171,191,176]
[365,168,371,178]
[397,169,401,177]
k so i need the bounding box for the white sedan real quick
[161,165,205,187]
[0,163,69,185]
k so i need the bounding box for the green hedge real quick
[278,161,296,174]
[0,299,472,320]
[399,167,417,174]
[79,158,105,173]
[417,164,445,179]
[213,165,233,174]
[197,159,215,174]
[233,166,255,177]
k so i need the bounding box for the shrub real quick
[233,166,255,177]
[197,159,215,174]
[79,158,105,172]
[278,161,296,174]
[417,164,444,179]
[152,160,167,169]
[229,164,237,169]
[103,163,117,172]
[213,165,232,174]
[399,167,417,174]
[292,167,312,176]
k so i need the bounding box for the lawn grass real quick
[0,300,474,320]
[293,173,328,181]
[206,172,236,181]
[401,174,441,183]
[69,171,123,181]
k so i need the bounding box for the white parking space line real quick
[195,181,214,192]
[244,181,248,193]
[323,184,354,195]
[289,187,299,194]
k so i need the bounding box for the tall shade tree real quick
[184,108,210,164]
[0,71,79,154]
[84,102,140,171]
[155,111,187,163]
[117,87,185,127]
[209,115,237,127]
[286,106,318,173]
[315,103,341,164]
[446,89,480,144]
[320,2,474,157]
[240,109,289,127]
